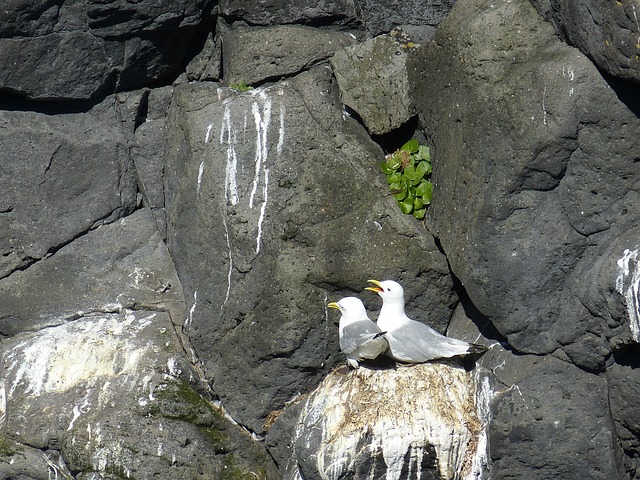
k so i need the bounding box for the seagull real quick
[327,296,389,368]
[366,279,486,363]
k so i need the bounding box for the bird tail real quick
[374,331,387,339]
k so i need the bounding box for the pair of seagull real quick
[328,279,485,369]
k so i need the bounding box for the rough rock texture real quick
[0,99,138,279]
[219,0,361,28]
[409,0,640,370]
[530,0,640,84]
[271,363,484,480]
[485,347,621,479]
[332,33,416,135]
[0,209,183,336]
[222,25,355,86]
[0,208,276,478]
[0,0,214,100]
[2,0,640,478]
[608,351,640,477]
[354,0,457,36]
[164,65,457,434]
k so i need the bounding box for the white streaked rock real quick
[287,362,484,480]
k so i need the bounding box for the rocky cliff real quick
[1,0,639,479]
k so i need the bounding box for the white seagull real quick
[366,279,486,363]
[328,296,389,368]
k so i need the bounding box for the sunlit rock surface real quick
[278,363,487,480]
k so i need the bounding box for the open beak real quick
[365,279,383,293]
[327,302,340,310]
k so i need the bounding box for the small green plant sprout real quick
[379,139,433,220]
[229,81,253,92]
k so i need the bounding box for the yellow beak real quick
[327,302,340,310]
[365,279,383,293]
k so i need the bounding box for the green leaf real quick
[380,162,395,175]
[398,198,414,214]
[421,182,433,204]
[387,172,402,184]
[413,207,427,219]
[417,145,430,161]
[404,164,420,184]
[383,156,401,172]
[389,181,407,201]
[413,197,424,210]
[400,139,419,154]
[415,161,429,180]
[415,180,432,197]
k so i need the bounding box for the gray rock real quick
[0,98,138,278]
[0,0,214,100]
[487,352,622,479]
[0,442,74,480]
[222,25,355,86]
[164,66,458,432]
[0,309,277,479]
[608,354,640,477]
[409,0,640,369]
[354,0,457,36]
[0,209,183,336]
[219,0,361,28]
[186,29,222,82]
[0,32,112,101]
[128,87,175,236]
[531,0,640,84]
[331,33,416,136]
[273,363,485,480]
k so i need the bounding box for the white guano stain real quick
[4,313,156,398]
[249,91,272,209]
[465,373,494,479]
[197,161,205,195]
[0,378,6,429]
[185,291,197,329]
[562,66,575,97]
[221,216,234,315]
[295,364,477,480]
[220,106,240,206]
[616,248,640,342]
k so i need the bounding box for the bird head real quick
[366,279,405,304]
[327,297,368,322]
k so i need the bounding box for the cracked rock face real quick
[0,208,276,479]
[272,362,484,480]
[409,0,640,370]
[2,0,640,477]
[0,101,138,278]
[164,66,457,434]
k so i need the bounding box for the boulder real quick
[219,0,361,28]
[222,25,355,86]
[530,0,640,84]
[486,350,622,479]
[355,0,456,36]
[0,207,277,478]
[0,310,276,479]
[0,209,183,336]
[0,0,215,100]
[331,32,417,135]
[0,98,138,279]
[272,362,485,480]
[164,66,459,433]
[409,0,640,369]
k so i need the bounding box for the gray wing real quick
[386,321,473,363]
[340,321,386,355]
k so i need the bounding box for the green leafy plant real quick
[229,82,253,92]
[379,139,433,219]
